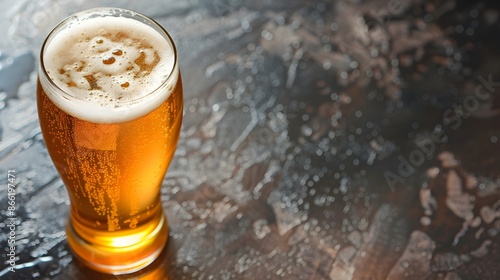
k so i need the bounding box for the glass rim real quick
[39,7,179,107]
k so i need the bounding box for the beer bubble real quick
[112,49,123,56]
[103,56,116,65]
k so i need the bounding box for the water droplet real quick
[420,216,431,226]
[276,16,285,25]
[330,22,339,31]
[470,9,479,18]
[261,30,274,40]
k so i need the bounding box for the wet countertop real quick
[1,0,499,279]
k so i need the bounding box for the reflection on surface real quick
[60,246,171,280]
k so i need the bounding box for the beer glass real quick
[37,8,183,274]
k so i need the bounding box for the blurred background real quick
[0,0,499,279]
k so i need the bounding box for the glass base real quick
[66,214,168,275]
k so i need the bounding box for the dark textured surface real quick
[0,0,499,279]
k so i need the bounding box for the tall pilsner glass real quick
[37,8,183,274]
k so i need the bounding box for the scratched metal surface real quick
[0,0,499,279]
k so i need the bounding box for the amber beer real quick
[37,8,182,274]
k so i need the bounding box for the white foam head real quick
[40,8,178,123]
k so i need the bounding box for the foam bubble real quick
[41,12,178,123]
